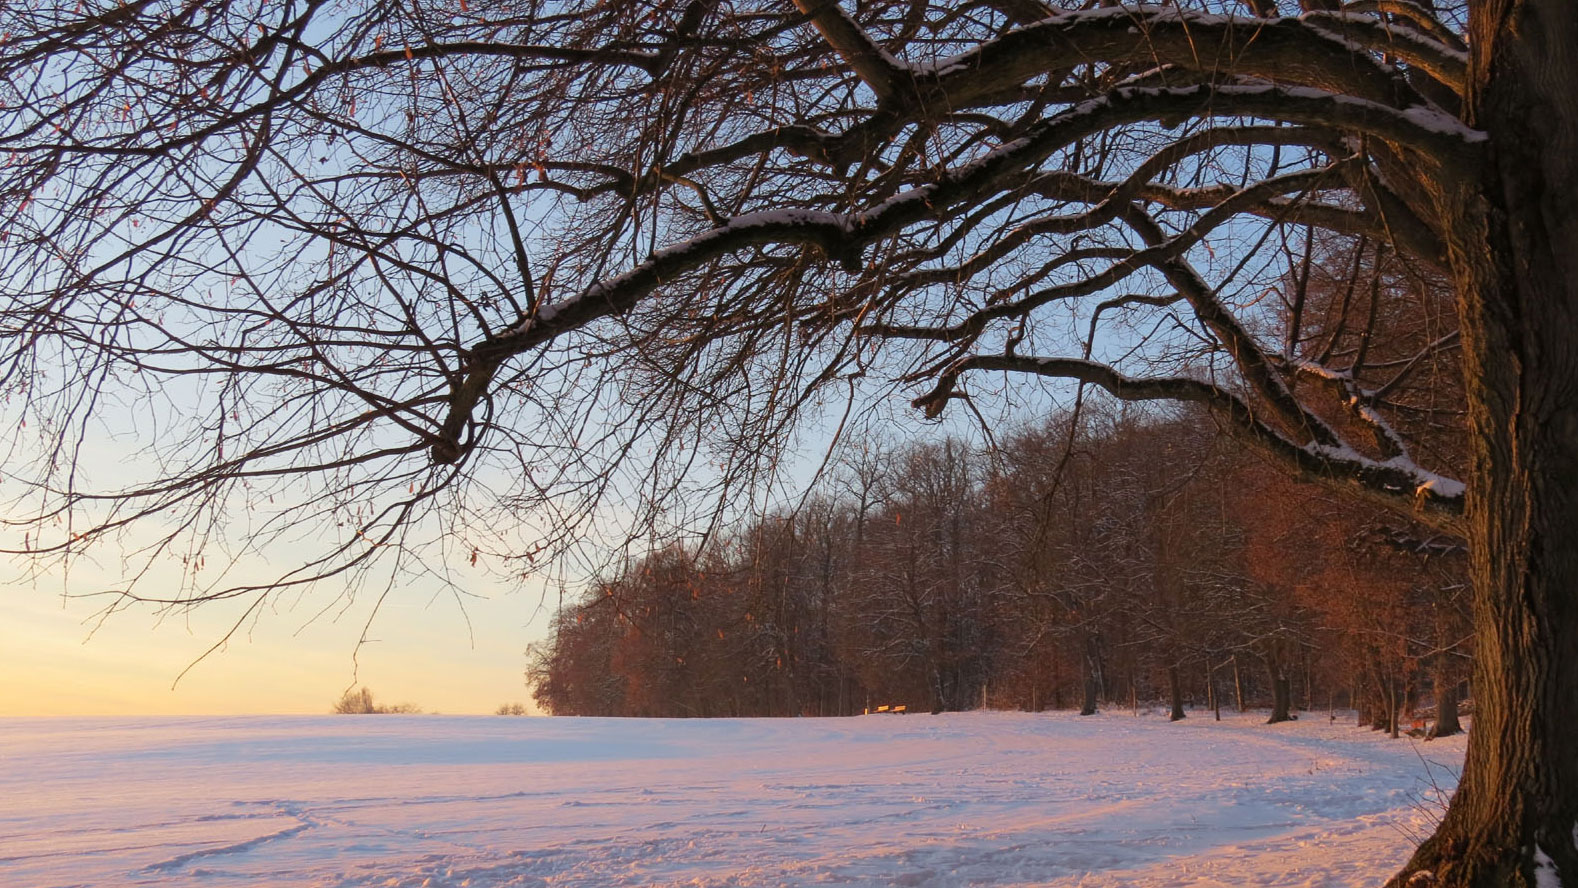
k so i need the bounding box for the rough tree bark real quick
[1388,1,1578,884]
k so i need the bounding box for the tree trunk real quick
[1433,676,1463,739]
[1304,649,1313,713]
[1266,650,1293,724]
[1079,670,1099,716]
[1052,646,1063,711]
[1079,633,1100,716]
[1232,656,1246,712]
[1267,673,1293,725]
[1208,662,1221,722]
[1392,2,1578,884]
[1372,668,1395,734]
[1372,680,1392,733]
[1389,674,1400,740]
[1168,664,1186,721]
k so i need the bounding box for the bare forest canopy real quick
[531,406,1469,731]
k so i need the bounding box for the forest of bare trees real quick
[530,403,1471,734]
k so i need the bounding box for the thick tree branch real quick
[791,0,911,103]
[431,82,1480,462]
[916,354,1464,532]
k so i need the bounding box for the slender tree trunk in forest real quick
[1389,675,1401,740]
[1393,4,1578,883]
[1232,656,1245,713]
[1266,648,1293,724]
[1373,668,1395,734]
[1168,665,1186,722]
[1303,649,1313,713]
[1432,616,1465,740]
[1052,647,1063,711]
[1434,675,1463,740]
[1079,671,1098,716]
[1079,633,1100,716]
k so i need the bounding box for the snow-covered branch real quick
[918,354,1465,532]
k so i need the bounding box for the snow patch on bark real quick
[507,301,560,336]
[1399,104,1488,142]
[1410,474,1466,500]
[1534,845,1562,888]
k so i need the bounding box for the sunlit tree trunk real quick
[1393,2,1578,883]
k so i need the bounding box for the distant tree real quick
[333,686,420,715]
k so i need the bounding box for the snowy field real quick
[0,710,1464,888]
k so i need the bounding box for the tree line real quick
[531,404,1468,736]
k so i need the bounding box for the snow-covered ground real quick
[0,710,1464,887]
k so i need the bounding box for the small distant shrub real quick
[495,702,528,715]
[332,686,421,714]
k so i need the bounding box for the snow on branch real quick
[1291,359,1411,461]
[1298,11,1468,92]
[919,354,1465,532]
[916,5,1449,110]
[791,0,911,103]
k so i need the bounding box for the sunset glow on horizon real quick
[2,573,550,716]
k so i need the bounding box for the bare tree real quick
[2,0,1573,882]
[332,686,420,714]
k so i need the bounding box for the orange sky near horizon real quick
[1,568,553,716]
